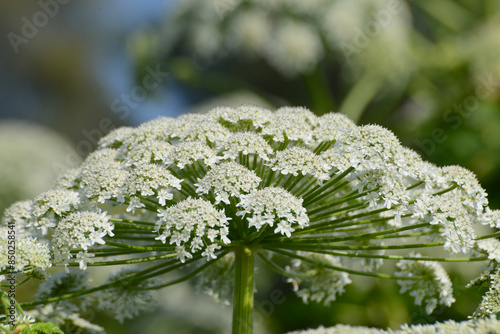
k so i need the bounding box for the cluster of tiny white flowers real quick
[269,146,330,181]
[217,132,273,161]
[14,237,52,273]
[396,255,455,314]
[124,140,173,166]
[51,211,114,269]
[0,229,51,276]
[2,200,34,235]
[95,269,157,323]
[286,253,352,306]
[156,198,231,262]
[30,189,81,224]
[477,239,500,262]
[312,112,357,143]
[168,114,231,144]
[2,104,499,324]
[195,161,261,204]
[473,267,500,318]
[167,141,220,169]
[238,187,309,237]
[1,201,52,278]
[78,150,129,203]
[127,163,182,197]
[481,208,500,229]
[261,107,317,143]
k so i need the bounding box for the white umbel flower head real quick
[265,19,324,76]
[0,229,51,275]
[238,187,309,235]
[286,253,352,306]
[8,105,500,329]
[35,270,94,312]
[31,189,80,218]
[473,267,500,318]
[217,132,274,161]
[269,146,330,181]
[2,200,33,235]
[95,269,157,323]
[156,198,230,262]
[396,254,455,314]
[52,211,114,267]
[477,239,500,262]
[261,107,317,143]
[167,141,219,168]
[195,161,261,204]
[79,150,129,203]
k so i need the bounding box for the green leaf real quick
[14,322,64,334]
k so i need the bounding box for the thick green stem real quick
[232,246,255,334]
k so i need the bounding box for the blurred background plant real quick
[0,121,79,215]
[0,0,499,333]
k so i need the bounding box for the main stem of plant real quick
[232,246,255,334]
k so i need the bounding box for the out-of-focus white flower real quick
[34,270,94,314]
[322,0,414,81]
[0,121,80,213]
[196,252,235,305]
[396,254,455,314]
[95,268,157,323]
[156,0,414,79]
[460,16,500,92]
[286,253,352,306]
[265,19,324,77]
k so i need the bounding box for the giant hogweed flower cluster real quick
[1,105,500,332]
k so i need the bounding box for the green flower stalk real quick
[1,105,500,333]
